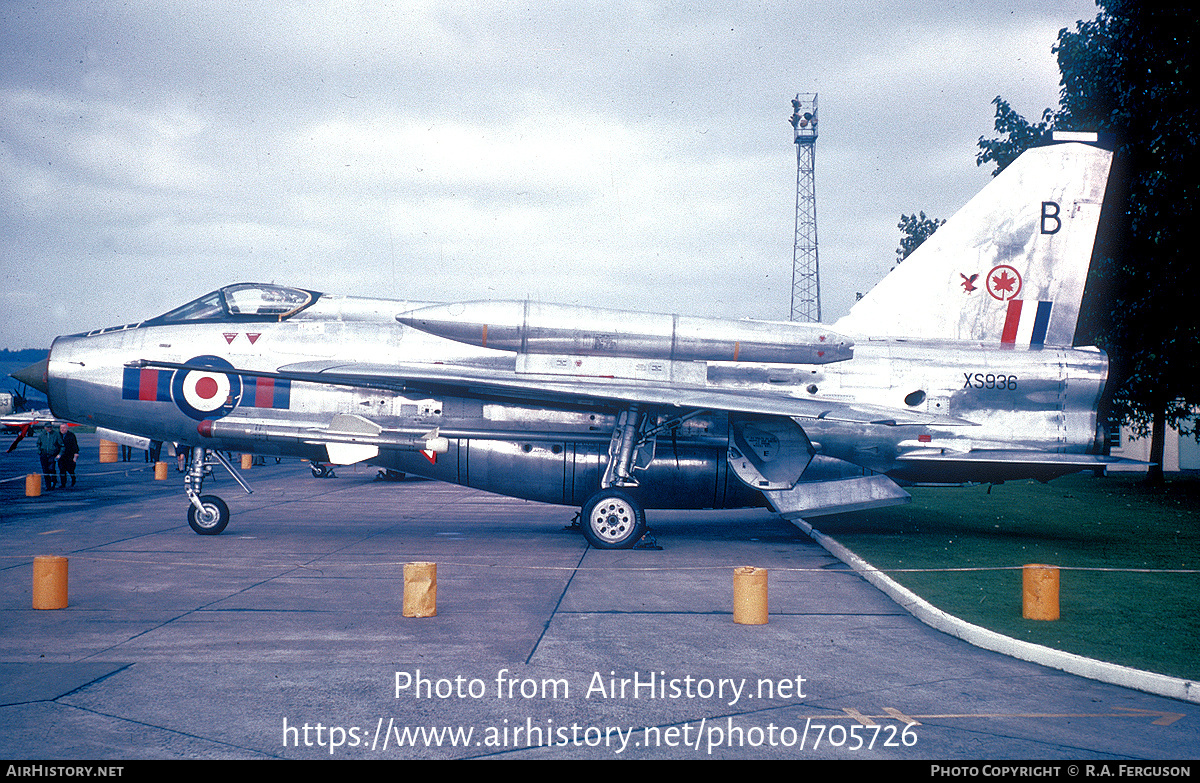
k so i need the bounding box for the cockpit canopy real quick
[146,283,320,324]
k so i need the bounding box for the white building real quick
[1108,416,1200,473]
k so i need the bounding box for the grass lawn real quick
[809,473,1200,682]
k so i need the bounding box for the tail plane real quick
[835,135,1113,347]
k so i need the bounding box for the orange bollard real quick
[26,474,42,497]
[154,461,169,480]
[1022,564,1060,620]
[240,454,253,469]
[733,566,768,625]
[403,562,437,618]
[33,556,68,610]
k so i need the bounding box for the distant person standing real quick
[58,424,79,488]
[36,422,63,490]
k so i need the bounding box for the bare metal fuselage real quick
[46,291,1108,511]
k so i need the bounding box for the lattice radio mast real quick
[789,93,820,322]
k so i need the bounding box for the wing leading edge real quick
[129,357,971,427]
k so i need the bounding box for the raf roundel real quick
[172,355,242,421]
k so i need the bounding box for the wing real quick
[132,356,972,427]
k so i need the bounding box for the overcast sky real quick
[1,0,1101,349]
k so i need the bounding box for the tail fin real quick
[834,136,1113,347]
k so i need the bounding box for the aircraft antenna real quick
[789,93,820,322]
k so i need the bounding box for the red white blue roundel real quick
[172,355,242,421]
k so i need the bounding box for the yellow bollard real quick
[26,473,42,497]
[33,556,68,610]
[241,453,253,469]
[733,566,768,625]
[403,562,437,618]
[98,439,118,463]
[1022,564,1060,620]
[154,461,169,480]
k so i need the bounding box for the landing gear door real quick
[728,415,813,491]
[633,437,656,471]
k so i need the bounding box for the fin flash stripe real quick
[1000,300,1053,348]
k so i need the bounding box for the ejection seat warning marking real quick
[219,331,263,344]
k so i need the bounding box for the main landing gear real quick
[184,447,253,535]
[580,489,647,549]
[309,461,337,478]
[578,404,675,550]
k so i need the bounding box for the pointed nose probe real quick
[10,357,50,395]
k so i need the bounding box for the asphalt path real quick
[1,433,1196,760]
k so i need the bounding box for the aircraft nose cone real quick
[10,357,49,395]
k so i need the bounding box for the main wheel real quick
[188,494,230,535]
[581,489,647,549]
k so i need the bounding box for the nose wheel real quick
[183,446,252,535]
[581,489,647,549]
[188,494,230,535]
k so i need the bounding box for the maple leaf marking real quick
[992,270,1016,293]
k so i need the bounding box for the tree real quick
[975,98,1053,177]
[977,0,1199,484]
[895,212,945,265]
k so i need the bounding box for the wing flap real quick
[764,475,911,518]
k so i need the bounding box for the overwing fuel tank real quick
[397,301,853,365]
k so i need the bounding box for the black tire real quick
[188,495,230,535]
[580,489,646,549]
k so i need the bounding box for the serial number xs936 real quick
[963,372,1018,390]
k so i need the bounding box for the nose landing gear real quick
[183,447,252,535]
[188,494,230,535]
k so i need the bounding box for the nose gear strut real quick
[183,446,253,535]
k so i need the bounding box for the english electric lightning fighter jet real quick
[22,134,1120,547]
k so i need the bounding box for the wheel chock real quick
[403,562,437,618]
[33,556,68,610]
[733,566,768,625]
